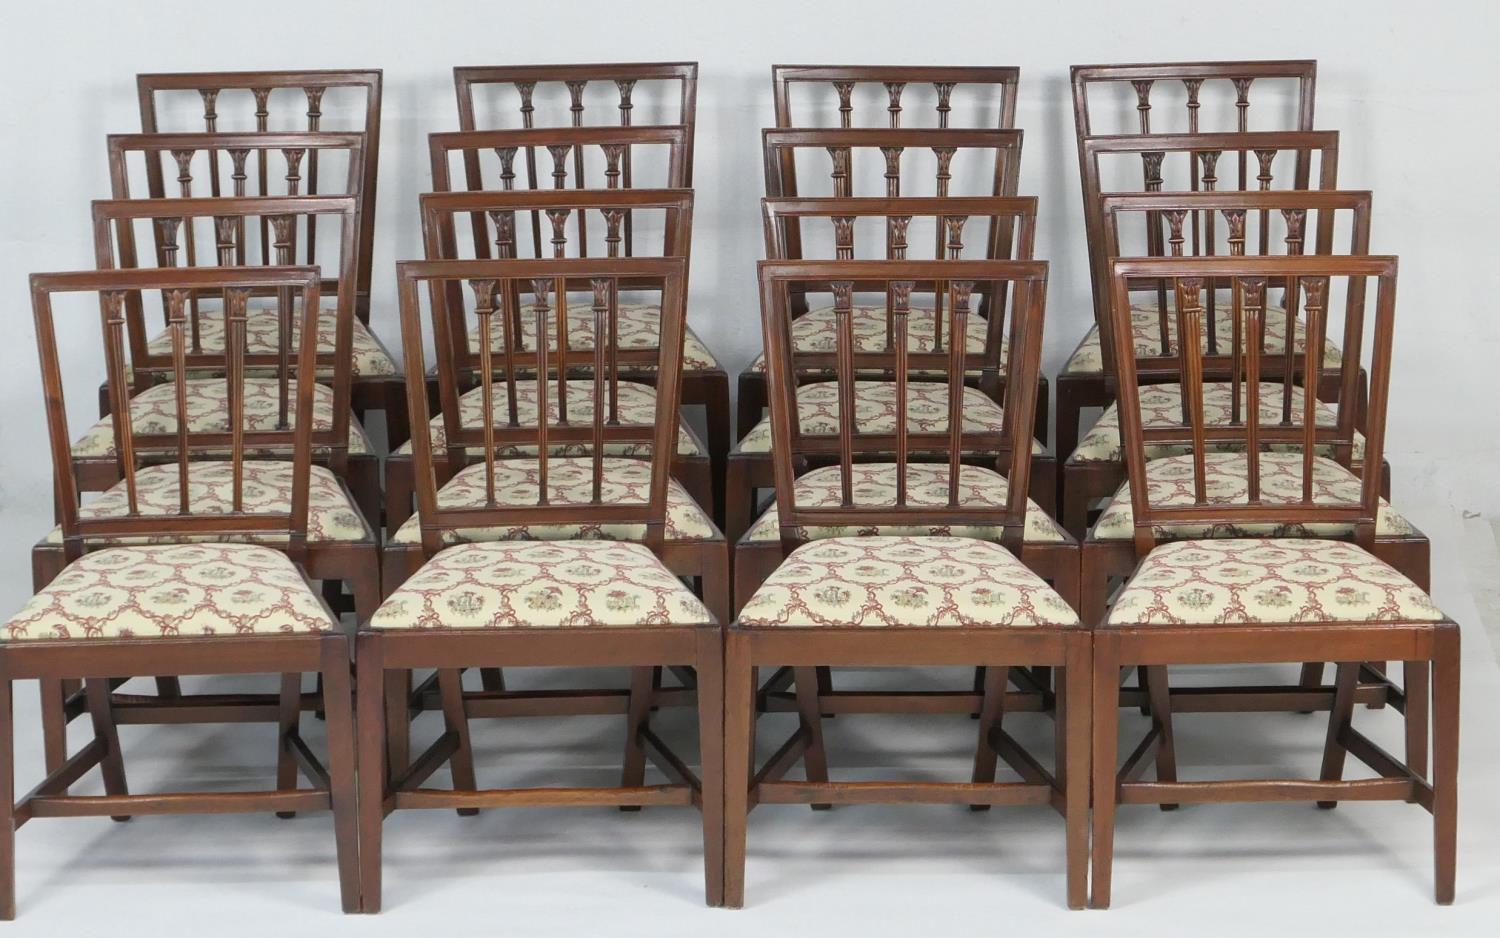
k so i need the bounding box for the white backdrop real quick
[0,0,1495,609]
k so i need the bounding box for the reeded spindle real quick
[892,280,913,505]
[1173,277,1208,505]
[827,147,852,197]
[833,81,855,128]
[614,79,637,250]
[516,82,543,250]
[199,90,222,198]
[934,82,955,128]
[832,281,856,506]
[1241,276,1267,502]
[589,278,610,503]
[165,288,192,513]
[884,82,905,127]
[880,146,903,197]
[530,278,553,504]
[887,214,911,261]
[1300,277,1329,504]
[546,208,570,258]
[282,147,305,195]
[547,144,570,189]
[471,279,500,507]
[832,216,855,260]
[226,286,248,513]
[100,290,139,515]
[946,282,973,507]
[270,214,297,429]
[602,209,625,257]
[303,88,325,263]
[1131,80,1153,133]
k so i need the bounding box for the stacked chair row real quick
[0,60,1459,920]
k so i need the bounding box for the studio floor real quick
[0,504,1495,937]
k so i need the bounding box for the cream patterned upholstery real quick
[1069,382,1365,464]
[1089,453,1416,541]
[2,544,337,641]
[43,462,369,546]
[470,302,721,372]
[389,457,716,545]
[371,541,712,629]
[73,378,372,458]
[747,304,999,374]
[738,536,1079,628]
[738,380,1038,455]
[742,463,1066,544]
[141,306,398,377]
[1107,539,1445,626]
[393,378,700,457]
[1062,305,1343,376]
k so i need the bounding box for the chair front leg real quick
[0,671,15,920]
[696,630,726,907]
[321,642,361,914]
[1063,634,1092,911]
[1090,638,1121,910]
[1431,626,1460,905]
[722,631,755,909]
[275,672,302,819]
[355,634,386,913]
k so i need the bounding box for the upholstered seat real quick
[1089,452,1416,541]
[141,305,398,377]
[745,304,999,374]
[471,302,721,372]
[1069,382,1365,463]
[742,463,1066,544]
[371,540,712,630]
[73,378,373,457]
[388,457,717,545]
[3,543,337,641]
[1061,304,1343,376]
[42,462,369,546]
[737,380,1033,454]
[738,536,1079,628]
[393,378,700,457]
[1107,538,1446,626]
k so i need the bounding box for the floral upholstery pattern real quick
[737,536,1079,628]
[393,378,700,457]
[2,543,336,641]
[390,456,716,545]
[371,540,712,630]
[1089,453,1416,541]
[73,378,371,458]
[738,380,1037,455]
[43,462,368,546]
[141,306,398,377]
[1107,538,1445,626]
[748,305,1001,375]
[470,303,720,372]
[1069,382,1365,464]
[743,463,1066,544]
[1062,305,1343,376]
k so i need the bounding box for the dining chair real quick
[1091,252,1456,907]
[357,255,724,911]
[2,265,360,917]
[724,258,1086,908]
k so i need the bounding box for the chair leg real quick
[1296,662,1325,713]
[620,666,659,810]
[792,667,830,810]
[321,643,361,914]
[479,669,506,692]
[1063,636,1092,911]
[384,669,411,782]
[84,678,129,822]
[1090,639,1120,910]
[355,635,386,914]
[0,674,15,920]
[39,678,68,776]
[1144,666,1178,810]
[275,672,302,819]
[1317,662,1360,809]
[969,666,1011,811]
[696,630,726,907]
[703,378,731,524]
[438,669,479,816]
[1432,627,1460,905]
[722,631,754,909]
[1404,658,1430,779]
